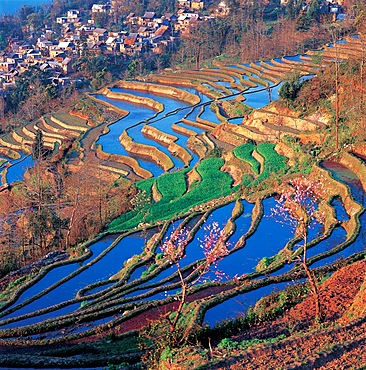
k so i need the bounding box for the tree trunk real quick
[301,238,322,324]
[170,265,187,332]
[301,259,322,323]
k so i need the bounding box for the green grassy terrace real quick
[108,145,289,232]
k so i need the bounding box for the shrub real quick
[206,147,223,158]
[160,346,173,362]
[7,276,27,290]
[147,263,157,274]
[256,256,276,271]
[217,338,240,350]
[155,253,164,260]
[278,72,303,104]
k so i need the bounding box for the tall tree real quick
[32,129,45,161]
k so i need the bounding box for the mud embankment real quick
[96,146,152,179]
[115,80,201,105]
[119,131,174,171]
[141,125,192,166]
[101,87,164,112]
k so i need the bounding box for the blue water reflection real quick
[95,95,164,176]
[0,233,148,320]
[6,155,34,184]
[204,280,299,326]
[228,200,254,246]
[233,83,283,109]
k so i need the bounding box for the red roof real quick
[124,37,137,46]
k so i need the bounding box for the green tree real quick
[7,76,29,114]
[286,0,297,19]
[295,14,312,32]
[279,72,303,104]
[93,12,110,28]
[0,32,7,50]
[27,11,44,32]
[0,16,23,44]
[44,84,58,101]
[17,5,36,24]
[126,59,143,78]
[307,0,321,21]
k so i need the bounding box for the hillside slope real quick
[185,260,366,369]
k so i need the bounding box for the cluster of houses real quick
[281,0,347,20]
[0,0,347,93]
[0,0,218,91]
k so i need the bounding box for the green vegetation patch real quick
[156,169,189,202]
[217,335,286,352]
[136,177,155,198]
[256,255,277,272]
[220,100,253,118]
[235,143,288,187]
[7,276,27,289]
[72,97,106,124]
[233,143,260,175]
[0,276,30,307]
[108,158,234,231]
[254,281,310,320]
[255,143,288,182]
[113,147,287,232]
[43,334,140,358]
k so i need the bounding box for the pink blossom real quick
[161,220,230,283]
[160,227,189,265]
[271,176,325,239]
[197,221,230,281]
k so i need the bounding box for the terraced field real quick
[0,36,365,367]
[2,36,359,182]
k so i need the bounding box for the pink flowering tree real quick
[160,220,230,332]
[271,176,325,322]
[140,221,230,367]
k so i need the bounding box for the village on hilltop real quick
[0,1,231,90]
[0,0,346,92]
